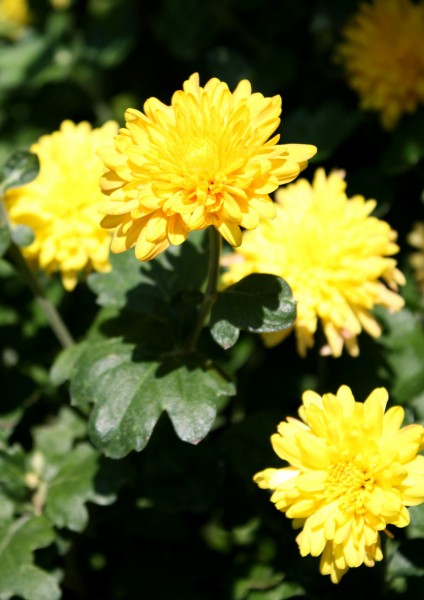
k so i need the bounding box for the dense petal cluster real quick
[98,73,317,261]
[223,168,405,357]
[407,222,424,293]
[0,0,30,37]
[337,0,424,129]
[5,120,118,291]
[254,386,424,583]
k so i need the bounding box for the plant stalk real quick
[1,197,74,349]
[185,227,222,352]
[8,243,75,348]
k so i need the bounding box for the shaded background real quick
[1,1,424,598]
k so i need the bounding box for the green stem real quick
[185,227,222,352]
[1,198,74,349]
[8,243,75,348]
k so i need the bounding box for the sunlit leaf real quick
[210,274,296,349]
[70,339,235,458]
[0,150,39,193]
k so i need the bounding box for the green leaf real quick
[407,504,424,539]
[0,446,28,506]
[233,564,305,600]
[32,407,86,457]
[377,308,424,404]
[49,342,90,387]
[0,226,11,257]
[210,274,296,349]
[42,443,115,532]
[387,539,424,579]
[0,515,60,600]
[10,225,35,248]
[0,36,47,92]
[70,339,235,457]
[30,409,116,532]
[0,150,39,193]
[0,497,14,527]
[87,230,208,314]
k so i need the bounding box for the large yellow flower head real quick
[5,120,118,291]
[255,385,424,583]
[337,0,424,130]
[97,73,317,261]
[223,169,405,358]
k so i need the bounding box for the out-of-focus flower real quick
[337,0,424,130]
[223,169,405,357]
[0,0,30,37]
[407,222,424,292]
[50,0,71,10]
[254,385,424,583]
[97,73,317,261]
[5,120,118,291]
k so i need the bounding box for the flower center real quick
[183,137,220,181]
[179,137,229,210]
[325,461,374,514]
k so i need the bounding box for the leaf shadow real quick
[212,273,294,333]
[124,231,209,314]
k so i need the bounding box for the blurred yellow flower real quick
[0,0,30,37]
[337,0,424,129]
[407,222,424,293]
[50,0,71,10]
[255,385,424,583]
[98,72,317,261]
[5,120,118,291]
[223,169,405,357]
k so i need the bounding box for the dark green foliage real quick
[1,0,424,598]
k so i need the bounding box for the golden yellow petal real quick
[215,221,242,247]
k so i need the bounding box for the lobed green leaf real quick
[0,515,60,600]
[70,338,235,458]
[210,274,296,349]
[42,443,115,532]
[29,409,118,532]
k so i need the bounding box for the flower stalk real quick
[0,197,74,349]
[185,227,222,352]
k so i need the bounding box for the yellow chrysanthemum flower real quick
[0,0,30,37]
[223,169,405,358]
[407,222,424,293]
[5,120,118,291]
[255,385,424,583]
[97,72,317,261]
[337,0,424,129]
